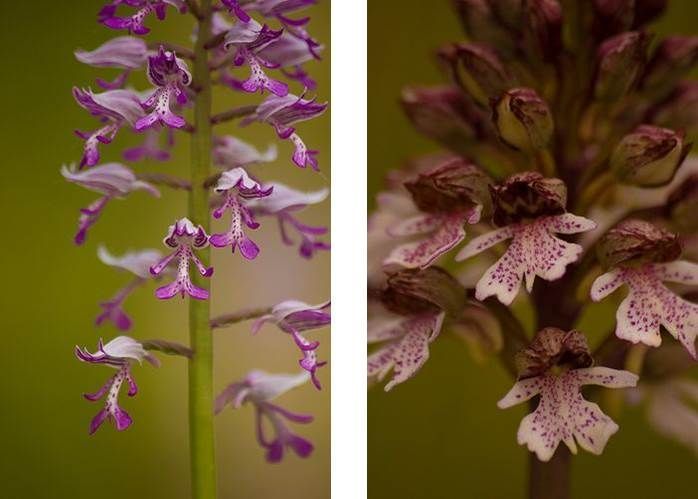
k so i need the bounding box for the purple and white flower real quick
[591,260,698,358]
[123,128,172,162]
[213,135,277,169]
[98,0,186,36]
[257,32,323,90]
[367,306,445,391]
[74,36,148,89]
[252,300,330,389]
[243,92,327,169]
[210,168,273,259]
[222,13,287,96]
[498,367,638,461]
[384,207,482,270]
[62,163,159,245]
[73,87,145,168]
[245,182,329,258]
[149,218,213,300]
[215,370,314,463]
[135,46,192,131]
[96,246,163,330]
[76,336,160,434]
[456,213,597,305]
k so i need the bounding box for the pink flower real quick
[591,260,698,358]
[456,213,596,305]
[75,336,160,434]
[498,367,638,461]
[149,218,213,300]
[215,370,314,463]
[367,308,445,391]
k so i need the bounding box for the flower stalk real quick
[189,1,216,497]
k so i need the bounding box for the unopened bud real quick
[453,0,520,51]
[652,81,698,133]
[592,0,634,40]
[521,0,562,62]
[597,219,681,269]
[643,36,698,98]
[515,328,592,379]
[594,31,650,101]
[401,85,481,153]
[382,267,467,319]
[404,158,492,214]
[490,171,566,226]
[610,125,690,187]
[439,42,513,105]
[493,87,553,152]
[666,174,698,233]
[632,0,667,28]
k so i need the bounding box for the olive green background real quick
[368,2,696,499]
[0,2,329,498]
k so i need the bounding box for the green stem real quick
[189,1,216,498]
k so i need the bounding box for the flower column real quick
[189,1,216,497]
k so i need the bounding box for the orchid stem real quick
[189,1,217,498]
[529,446,571,499]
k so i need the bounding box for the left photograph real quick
[0,1,330,499]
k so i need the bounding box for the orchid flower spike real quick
[136,46,192,131]
[245,182,330,258]
[72,87,144,168]
[383,158,491,270]
[242,91,328,169]
[456,172,596,305]
[222,8,288,96]
[498,328,638,461]
[591,220,698,358]
[62,163,159,245]
[252,300,330,389]
[75,36,148,89]
[98,0,186,36]
[210,168,273,259]
[75,336,160,434]
[215,370,314,463]
[213,135,277,169]
[149,218,213,300]
[95,246,163,330]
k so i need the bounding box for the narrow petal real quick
[384,217,466,269]
[652,260,698,284]
[388,214,442,237]
[497,377,544,409]
[544,213,597,234]
[573,367,639,389]
[455,226,515,261]
[590,269,624,301]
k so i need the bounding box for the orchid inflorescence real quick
[66,0,329,468]
[368,0,698,477]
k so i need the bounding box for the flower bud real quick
[404,157,492,214]
[594,31,650,101]
[632,0,667,28]
[652,81,698,133]
[610,125,690,187]
[401,85,481,153]
[515,328,592,379]
[381,267,467,319]
[490,171,566,226]
[666,174,698,233]
[453,0,520,51]
[596,219,682,269]
[592,0,634,40]
[643,36,698,98]
[439,42,513,105]
[521,0,562,62]
[492,87,553,152]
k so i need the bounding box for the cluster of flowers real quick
[66,0,330,463]
[369,0,698,462]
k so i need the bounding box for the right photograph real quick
[368,1,698,498]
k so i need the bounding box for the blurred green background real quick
[368,2,696,499]
[0,2,329,498]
